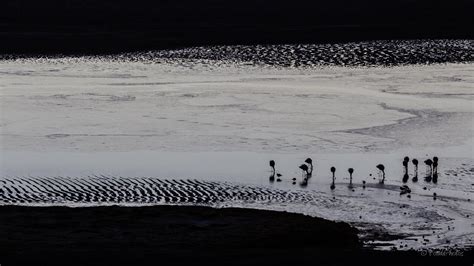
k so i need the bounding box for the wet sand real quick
[0,205,470,266]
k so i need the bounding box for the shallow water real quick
[4,39,473,67]
[1,40,473,250]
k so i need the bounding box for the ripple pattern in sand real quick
[0,176,316,205]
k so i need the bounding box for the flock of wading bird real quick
[269,156,441,198]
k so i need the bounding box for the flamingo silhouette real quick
[330,166,336,190]
[432,157,439,183]
[403,157,409,174]
[296,164,309,187]
[305,158,313,176]
[376,164,385,184]
[348,168,354,188]
[424,159,433,182]
[402,157,409,183]
[412,159,418,182]
[269,160,276,182]
[424,159,433,173]
[299,164,309,177]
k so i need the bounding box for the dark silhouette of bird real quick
[298,164,310,187]
[305,158,313,175]
[424,159,433,182]
[299,164,309,177]
[403,160,408,170]
[424,159,433,171]
[402,157,410,183]
[403,157,409,174]
[432,157,438,183]
[269,160,276,182]
[402,174,409,183]
[330,167,336,190]
[269,160,275,173]
[432,158,438,183]
[348,168,354,187]
[376,164,385,183]
[402,173,409,183]
[433,172,438,184]
[412,159,418,182]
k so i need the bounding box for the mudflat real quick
[0,205,471,265]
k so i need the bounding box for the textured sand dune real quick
[0,176,315,205]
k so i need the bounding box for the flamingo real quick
[299,164,309,178]
[305,158,313,175]
[432,156,438,184]
[269,160,275,174]
[348,168,354,188]
[269,160,276,182]
[330,167,336,190]
[424,159,433,182]
[433,156,439,175]
[412,159,418,182]
[402,157,409,183]
[376,164,385,183]
[403,157,409,175]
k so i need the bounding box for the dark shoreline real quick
[0,205,472,265]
